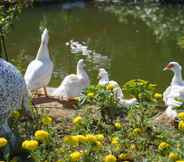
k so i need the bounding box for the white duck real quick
[163,61,184,119]
[98,68,137,108]
[53,59,89,98]
[24,28,53,96]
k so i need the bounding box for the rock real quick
[32,86,78,120]
[33,98,77,120]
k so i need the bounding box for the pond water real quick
[7,3,184,91]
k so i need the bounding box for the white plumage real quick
[163,62,184,119]
[24,29,53,96]
[77,59,90,90]
[98,68,137,108]
[53,59,89,98]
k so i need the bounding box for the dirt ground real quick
[32,87,78,120]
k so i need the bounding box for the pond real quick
[7,3,184,91]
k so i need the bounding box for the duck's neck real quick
[171,69,183,85]
[77,66,88,80]
[77,66,89,88]
[36,42,51,61]
[99,75,109,84]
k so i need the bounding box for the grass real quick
[1,79,184,162]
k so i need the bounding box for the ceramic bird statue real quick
[24,28,53,96]
[0,58,31,146]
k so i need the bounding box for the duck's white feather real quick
[98,68,137,107]
[164,85,184,107]
[163,62,184,119]
[53,74,82,97]
[53,59,89,98]
[77,61,90,89]
[163,62,184,107]
[24,60,53,90]
[24,28,53,92]
[118,98,138,108]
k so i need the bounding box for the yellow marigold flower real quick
[85,134,97,142]
[64,135,79,145]
[76,135,86,143]
[168,152,178,161]
[176,160,184,162]
[178,112,184,120]
[106,83,114,91]
[70,151,82,162]
[104,154,117,162]
[158,142,170,151]
[22,140,38,151]
[114,122,122,129]
[0,137,8,148]
[41,116,53,125]
[154,93,162,99]
[95,134,104,141]
[34,130,49,140]
[73,116,82,125]
[178,120,184,130]
[111,137,119,145]
[96,141,102,148]
[118,153,128,160]
[133,128,142,135]
[87,92,95,97]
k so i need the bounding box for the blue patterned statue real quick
[0,58,31,145]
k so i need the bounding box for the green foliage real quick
[4,108,62,162]
[80,84,126,123]
[2,79,184,161]
[123,79,157,102]
[0,0,31,60]
[105,4,184,43]
[177,36,184,49]
[80,85,117,106]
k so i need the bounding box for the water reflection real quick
[66,40,110,69]
[106,5,184,41]
[62,1,86,10]
[7,4,184,90]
